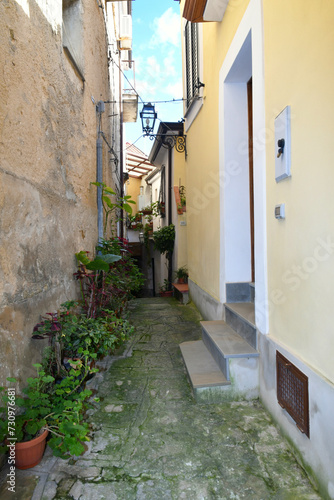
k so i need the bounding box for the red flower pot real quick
[13,429,49,470]
[160,290,173,297]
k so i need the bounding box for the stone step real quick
[226,282,253,303]
[201,320,259,380]
[224,302,257,349]
[179,340,230,392]
[250,282,255,303]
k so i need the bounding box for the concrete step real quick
[180,340,234,403]
[225,282,255,304]
[250,282,255,303]
[180,337,259,403]
[201,320,259,380]
[224,302,257,349]
[180,340,230,388]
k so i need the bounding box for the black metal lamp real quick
[140,103,157,136]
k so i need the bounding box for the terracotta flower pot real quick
[178,278,185,284]
[14,429,49,470]
[160,290,173,297]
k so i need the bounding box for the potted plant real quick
[175,266,188,284]
[179,186,186,212]
[127,214,143,231]
[158,201,165,217]
[159,279,173,297]
[141,204,153,216]
[142,201,161,217]
[0,360,96,468]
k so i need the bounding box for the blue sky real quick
[124,0,183,155]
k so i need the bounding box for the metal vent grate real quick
[276,351,309,437]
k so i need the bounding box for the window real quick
[62,0,84,81]
[159,166,166,218]
[185,21,199,108]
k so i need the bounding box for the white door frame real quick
[219,0,268,334]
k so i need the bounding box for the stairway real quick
[180,283,259,403]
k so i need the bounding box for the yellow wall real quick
[173,148,188,272]
[126,177,141,215]
[182,0,334,381]
[263,0,334,381]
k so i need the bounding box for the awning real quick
[125,143,155,178]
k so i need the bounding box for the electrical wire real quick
[149,98,186,104]
[104,98,185,105]
[109,54,143,104]
[109,54,186,106]
[125,134,145,149]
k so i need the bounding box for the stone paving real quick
[0,298,322,499]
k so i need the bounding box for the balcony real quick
[122,90,138,123]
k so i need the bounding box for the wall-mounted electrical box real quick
[275,203,285,220]
[275,106,291,182]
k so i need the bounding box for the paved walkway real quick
[0,298,321,499]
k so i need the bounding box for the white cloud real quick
[165,80,183,99]
[134,52,183,103]
[150,7,181,48]
[163,53,178,78]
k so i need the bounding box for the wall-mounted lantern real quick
[140,103,187,156]
[140,103,157,136]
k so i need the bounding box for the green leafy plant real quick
[179,185,186,207]
[91,181,135,237]
[158,201,166,217]
[175,266,188,281]
[153,224,175,256]
[62,313,134,359]
[153,224,175,291]
[127,214,143,231]
[159,279,170,293]
[75,237,144,318]
[32,301,82,379]
[0,361,96,458]
[75,250,121,273]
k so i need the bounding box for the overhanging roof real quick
[183,0,229,23]
[183,0,206,22]
[125,142,155,178]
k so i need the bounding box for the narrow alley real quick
[0,298,321,500]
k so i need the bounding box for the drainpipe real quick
[168,146,173,288]
[97,101,105,244]
[119,53,124,239]
[168,147,172,225]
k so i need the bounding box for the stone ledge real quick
[172,283,189,304]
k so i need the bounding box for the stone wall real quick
[0,0,117,384]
